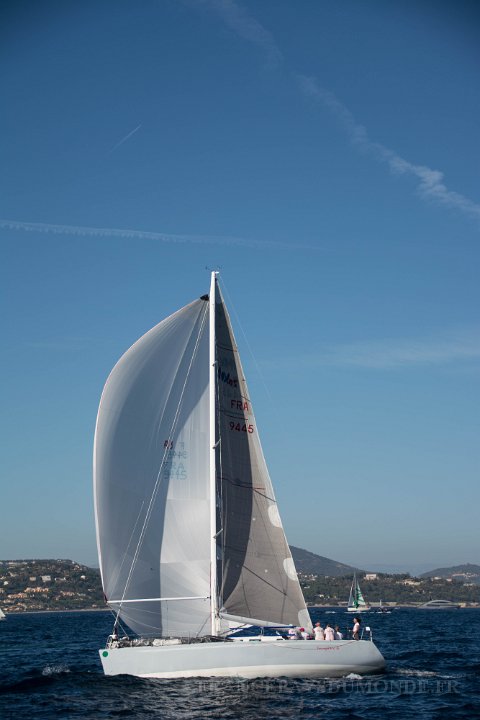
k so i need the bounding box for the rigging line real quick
[223,478,275,501]
[109,500,145,599]
[218,277,272,403]
[115,303,209,620]
[141,300,206,462]
[196,612,211,637]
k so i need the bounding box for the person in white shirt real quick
[300,627,311,640]
[334,625,343,640]
[314,622,324,640]
[352,616,361,640]
[324,623,335,641]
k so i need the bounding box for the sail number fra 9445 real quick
[229,421,254,433]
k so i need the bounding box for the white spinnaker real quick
[94,299,211,637]
[214,283,311,632]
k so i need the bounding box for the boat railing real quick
[362,626,373,641]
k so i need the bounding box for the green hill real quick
[2,556,478,613]
[290,546,363,577]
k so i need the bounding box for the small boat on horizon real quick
[419,600,460,610]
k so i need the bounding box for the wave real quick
[393,667,463,680]
[394,668,439,677]
[42,665,71,676]
[0,666,72,695]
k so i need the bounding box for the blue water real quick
[0,608,479,719]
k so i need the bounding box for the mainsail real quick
[94,276,311,638]
[214,283,311,631]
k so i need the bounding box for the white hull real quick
[100,638,385,679]
[347,606,370,612]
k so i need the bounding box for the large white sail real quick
[214,282,311,632]
[94,298,211,637]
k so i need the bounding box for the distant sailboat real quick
[94,273,385,678]
[0,608,6,621]
[347,574,371,612]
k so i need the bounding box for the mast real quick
[348,574,355,608]
[209,271,219,635]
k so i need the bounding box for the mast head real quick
[206,267,220,281]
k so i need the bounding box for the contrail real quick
[109,123,142,153]
[263,328,480,370]
[196,0,480,225]
[295,75,480,223]
[0,218,316,250]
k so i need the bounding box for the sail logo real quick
[217,365,238,388]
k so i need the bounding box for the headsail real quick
[214,282,311,632]
[356,584,366,607]
[94,298,211,637]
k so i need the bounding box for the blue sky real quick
[1,0,479,574]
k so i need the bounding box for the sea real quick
[0,608,479,719]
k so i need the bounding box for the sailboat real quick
[94,273,385,678]
[0,608,6,621]
[347,574,371,612]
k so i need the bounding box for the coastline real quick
[307,603,480,609]
[3,607,111,615]
[4,604,479,616]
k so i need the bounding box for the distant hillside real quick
[1,557,479,612]
[0,559,104,613]
[290,546,363,577]
[420,563,480,585]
